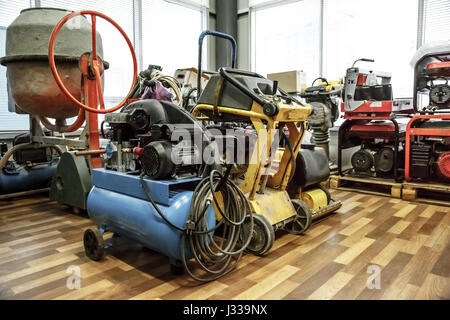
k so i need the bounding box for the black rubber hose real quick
[183,87,198,111]
[140,173,185,232]
[128,81,140,99]
[181,169,254,282]
[100,121,106,139]
[140,169,254,282]
[311,77,329,86]
[278,131,297,186]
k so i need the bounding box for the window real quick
[423,0,450,43]
[0,0,206,131]
[324,0,418,98]
[252,0,320,83]
[175,0,209,6]
[0,0,32,130]
[0,0,32,27]
[250,0,282,6]
[142,0,204,77]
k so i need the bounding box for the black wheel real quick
[242,214,275,256]
[83,228,105,261]
[317,184,332,204]
[170,264,184,275]
[375,147,395,174]
[351,149,374,172]
[285,199,312,235]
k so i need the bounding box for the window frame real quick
[249,0,440,83]
[31,0,210,72]
[0,0,209,130]
[250,0,322,81]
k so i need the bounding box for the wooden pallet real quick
[329,175,402,198]
[320,179,330,189]
[402,181,450,206]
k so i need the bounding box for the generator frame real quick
[337,59,415,182]
[337,117,404,182]
[405,49,450,182]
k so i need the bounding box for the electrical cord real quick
[126,68,183,107]
[275,131,297,189]
[139,167,254,282]
[151,70,183,107]
[100,120,107,139]
[183,87,198,111]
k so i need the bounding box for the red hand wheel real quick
[48,10,138,114]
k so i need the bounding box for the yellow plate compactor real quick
[192,68,342,255]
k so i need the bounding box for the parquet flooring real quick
[0,190,448,300]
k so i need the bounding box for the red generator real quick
[405,47,450,183]
[337,58,415,182]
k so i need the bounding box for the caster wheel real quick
[170,264,184,275]
[285,199,312,235]
[242,214,275,256]
[84,228,105,261]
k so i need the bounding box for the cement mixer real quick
[0,8,137,207]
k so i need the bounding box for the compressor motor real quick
[139,128,201,180]
[102,99,204,178]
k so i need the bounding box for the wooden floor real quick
[0,190,449,300]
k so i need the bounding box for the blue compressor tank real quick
[86,169,216,264]
[0,158,59,195]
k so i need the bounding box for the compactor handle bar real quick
[197,30,237,99]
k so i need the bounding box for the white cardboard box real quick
[267,70,307,93]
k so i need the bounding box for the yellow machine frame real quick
[192,100,311,226]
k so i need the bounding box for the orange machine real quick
[405,49,450,183]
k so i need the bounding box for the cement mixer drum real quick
[0,7,106,121]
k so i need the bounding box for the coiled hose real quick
[183,87,198,111]
[140,167,254,282]
[152,71,183,106]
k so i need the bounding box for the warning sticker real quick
[370,101,382,107]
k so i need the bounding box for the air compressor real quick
[86,99,224,277]
[0,135,60,198]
